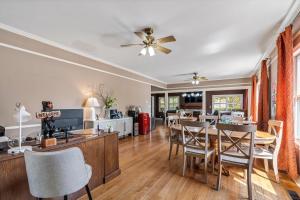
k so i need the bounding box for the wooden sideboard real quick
[0,130,120,200]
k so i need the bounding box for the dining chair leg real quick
[168,142,173,160]
[191,156,194,172]
[176,144,180,156]
[85,184,93,200]
[216,163,222,191]
[247,168,252,200]
[264,159,269,173]
[64,195,68,200]
[212,152,215,175]
[272,158,279,183]
[183,153,187,176]
[204,156,208,184]
[244,169,247,180]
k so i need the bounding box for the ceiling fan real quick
[176,72,208,85]
[120,27,176,56]
[191,72,208,85]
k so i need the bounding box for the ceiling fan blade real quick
[157,35,176,43]
[198,77,208,80]
[156,45,172,54]
[134,32,145,40]
[174,72,195,77]
[120,44,144,47]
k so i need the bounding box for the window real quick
[158,97,165,112]
[168,96,179,110]
[212,94,243,112]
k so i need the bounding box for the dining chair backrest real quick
[167,114,179,127]
[268,120,283,155]
[198,115,219,125]
[181,120,210,154]
[231,111,245,118]
[216,123,257,165]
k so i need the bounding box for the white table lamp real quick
[8,103,32,154]
[84,97,100,121]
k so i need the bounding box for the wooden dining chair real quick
[198,115,219,126]
[167,114,179,127]
[254,120,283,183]
[216,123,256,200]
[168,115,181,160]
[181,120,215,183]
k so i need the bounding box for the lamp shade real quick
[13,105,31,122]
[85,97,100,107]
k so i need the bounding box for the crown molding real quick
[0,23,167,87]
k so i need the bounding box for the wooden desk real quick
[0,129,120,200]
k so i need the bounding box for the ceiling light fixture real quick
[140,47,147,56]
[148,46,155,56]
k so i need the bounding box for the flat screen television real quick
[41,109,83,133]
[183,91,203,103]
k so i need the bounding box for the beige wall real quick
[0,36,151,137]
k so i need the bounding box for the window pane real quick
[168,96,179,110]
[214,97,226,103]
[227,96,233,103]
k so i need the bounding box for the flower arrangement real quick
[104,96,117,109]
[96,84,117,109]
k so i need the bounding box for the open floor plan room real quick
[1,1,300,200]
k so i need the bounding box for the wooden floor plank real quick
[79,125,300,200]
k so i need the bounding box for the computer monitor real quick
[42,109,83,134]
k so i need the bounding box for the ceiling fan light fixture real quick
[148,46,155,56]
[195,80,199,84]
[192,80,195,85]
[140,47,147,56]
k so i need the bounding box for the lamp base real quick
[7,146,32,154]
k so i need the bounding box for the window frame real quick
[158,97,165,112]
[212,94,243,112]
[168,96,180,111]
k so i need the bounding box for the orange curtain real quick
[251,75,257,122]
[276,25,298,179]
[257,60,269,131]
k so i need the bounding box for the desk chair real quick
[24,147,93,200]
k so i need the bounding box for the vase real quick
[104,108,111,119]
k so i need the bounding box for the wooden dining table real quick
[171,124,276,176]
[171,124,276,145]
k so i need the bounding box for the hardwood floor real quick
[80,125,300,200]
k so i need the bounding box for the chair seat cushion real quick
[221,154,249,165]
[253,147,273,159]
[185,147,214,156]
[221,149,250,165]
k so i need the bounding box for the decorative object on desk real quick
[8,103,32,154]
[84,97,100,121]
[36,101,61,147]
[107,124,113,133]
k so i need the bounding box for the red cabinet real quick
[138,113,150,135]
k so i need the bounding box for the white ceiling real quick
[0,0,295,84]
